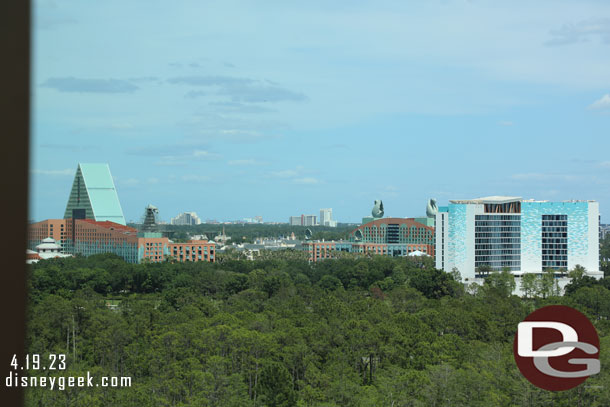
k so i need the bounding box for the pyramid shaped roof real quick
[63,163,126,225]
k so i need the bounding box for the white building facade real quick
[319,208,337,227]
[435,196,602,291]
[171,212,202,225]
[302,215,317,227]
[289,214,318,226]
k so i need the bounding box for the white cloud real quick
[589,94,610,109]
[155,150,220,166]
[270,169,298,178]
[181,175,211,183]
[293,177,319,185]
[498,121,514,126]
[228,159,262,166]
[120,178,140,186]
[193,150,217,158]
[155,158,188,167]
[31,169,73,176]
[168,75,307,103]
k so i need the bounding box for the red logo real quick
[513,305,600,391]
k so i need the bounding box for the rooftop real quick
[449,197,597,204]
[79,219,138,234]
[64,163,126,225]
[450,196,522,204]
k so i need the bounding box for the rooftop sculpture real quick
[141,204,159,232]
[372,200,384,218]
[426,198,438,217]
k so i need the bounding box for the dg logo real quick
[513,305,600,391]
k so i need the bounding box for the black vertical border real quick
[0,1,30,406]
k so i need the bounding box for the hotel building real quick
[304,217,435,261]
[289,215,318,226]
[319,208,337,227]
[29,162,216,264]
[435,196,602,286]
[171,212,202,225]
[28,219,215,264]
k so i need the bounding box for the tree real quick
[408,268,460,299]
[318,275,343,291]
[450,267,461,282]
[476,264,492,276]
[256,362,297,407]
[602,260,610,278]
[520,273,537,298]
[565,265,599,295]
[601,235,610,261]
[570,285,610,320]
[482,269,515,297]
[31,253,599,406]
[569,264,587,279]
[536,270,559,298]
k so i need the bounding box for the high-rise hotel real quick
[435,196,602,284]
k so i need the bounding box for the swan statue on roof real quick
[372,200,384,218]
[426,198,438,217]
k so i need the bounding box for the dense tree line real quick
[24,253,610,406]
[601,234,610,277]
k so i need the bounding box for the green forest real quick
[24,241,610,406]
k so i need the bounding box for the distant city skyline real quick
[31,1,610,223]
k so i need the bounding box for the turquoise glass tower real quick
[63,163,126,225]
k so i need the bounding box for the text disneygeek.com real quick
[5,371,132,390]
[4,354,131,390]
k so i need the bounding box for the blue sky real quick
[31,0,610,223]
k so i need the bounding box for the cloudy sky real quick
[31,0,610,223]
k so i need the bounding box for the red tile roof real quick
[77,219,138,233]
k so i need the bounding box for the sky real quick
[31,0,610,223]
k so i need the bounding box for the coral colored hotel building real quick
[28,163,215,264]
[304,217,436,262]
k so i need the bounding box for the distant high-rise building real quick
[289,215,318,226]
[302,214,317,226]
[242,216,263,224]
[171,212,201,225]
[320,208,337,227]
[63,163,126,225]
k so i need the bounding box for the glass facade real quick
[64,163,126,225]
[541,214,568,270]
[438,198,600,281]
[474,214,521,271]
[386,223,399,243]
[349,218,434,246]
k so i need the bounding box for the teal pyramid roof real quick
[63,163,126,225]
